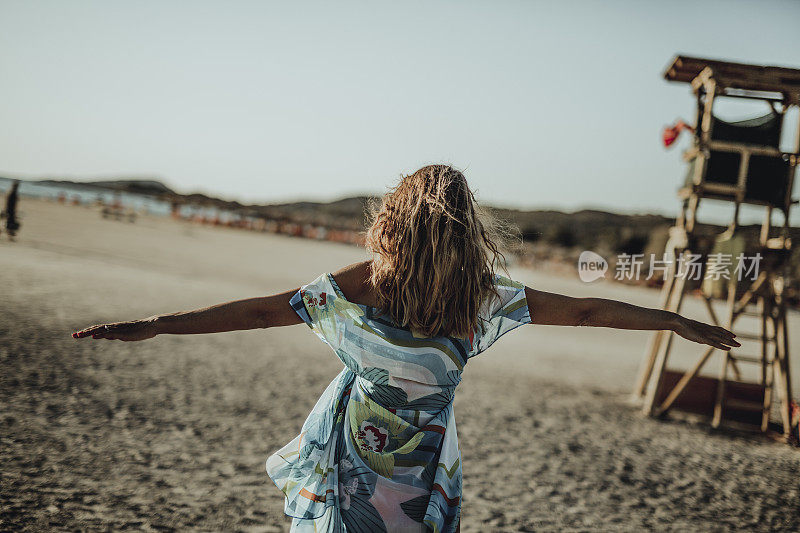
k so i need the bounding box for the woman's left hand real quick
[672,316,740,351]
[72,319,157,341]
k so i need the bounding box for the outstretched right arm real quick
[74,260,375,342]
[72,288,304,341]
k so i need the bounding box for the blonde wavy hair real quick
[364,164,516,338]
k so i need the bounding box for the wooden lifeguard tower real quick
[633,56,800,442]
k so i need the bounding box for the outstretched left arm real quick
[72,288,304,341]
[525,286,740,351]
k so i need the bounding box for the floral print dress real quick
[266,272,531,532]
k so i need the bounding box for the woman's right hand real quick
[72,318,158,342]
[672,316,740,351]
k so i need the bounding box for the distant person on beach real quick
[1,179,21,241]
[73,164,740,532]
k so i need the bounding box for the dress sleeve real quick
[468,274,532,358]
[289,272,364,350]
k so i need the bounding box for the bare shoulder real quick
[330,260,377,306]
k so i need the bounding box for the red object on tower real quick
[662,119,694,147]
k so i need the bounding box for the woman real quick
[73,165,739,532]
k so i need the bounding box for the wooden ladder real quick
[712,294,778,432]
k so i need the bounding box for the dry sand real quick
[2,199,799,532]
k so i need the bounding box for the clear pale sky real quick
[2,1,799,223]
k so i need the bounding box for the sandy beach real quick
[2,198,799,532]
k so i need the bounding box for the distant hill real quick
[37,178,177,196]
[28,176,795,253]
[21,177,798,251]
[258,196,376,228]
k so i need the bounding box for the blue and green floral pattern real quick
[266,272,531,532]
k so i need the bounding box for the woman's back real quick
[266,266,531,532]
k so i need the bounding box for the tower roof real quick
[664,55,800,102]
